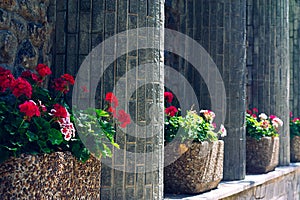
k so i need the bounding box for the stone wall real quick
[0,0,54,73]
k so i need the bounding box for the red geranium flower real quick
[105,92,119,108]
[164,92,174,103]
[0,67,15,92]
[53,78,69,94]
[19,100,40,120]
[165,106,178,117]
[21,70,41,83]
[51,104,68,119]
[61,74,75,85]
[253,108,258,113]
[10,77,32,98]
[246,109,252,115]
[53,74,75,94]
[36,64,52,78]
[107,106,116,117]
[116,109,131,128]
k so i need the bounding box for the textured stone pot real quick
[246,136,279,174]
[291,136,300,162]
[164,140,224,194]
[0,152,101,199]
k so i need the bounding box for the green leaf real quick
[48,129,63,145]
[4,125,15,135]
[95,109,110,118]
[33,117,51,130]
[2,145,18,151]
[37,141,51,153]
[25,131,39,142]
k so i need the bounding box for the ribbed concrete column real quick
[165,0,247,181]
[247,0,290,165]
[53,0,164,199]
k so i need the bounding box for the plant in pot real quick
[163,91,226,194]
[289,112,300,162]
[0,65,130,199]
[246,108,283,174]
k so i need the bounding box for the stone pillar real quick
[0,0,53,73]
[290,0,300,117]
[247,0,290,165]
[164,0,247,181]
[53,0,164,199]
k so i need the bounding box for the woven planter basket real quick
[164,140,224,194]
[246,136,279,174]
[291,135,300,162]
[0,151,101,200]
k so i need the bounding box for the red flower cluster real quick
[164,92,174,103]
[36,64,52,78]
[105,92,119,108]
[0,67,15,92]
[53,74,75,94]
[51,104,68,119]
[164,91,179,117]
[117,109,131,128]
[165,106,178,117]
[21,71,41,83]
[10,77,32,98]
[247,108,258,118]
[19,100,40,120]
[104,92,131,128]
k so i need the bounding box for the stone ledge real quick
[164,163,300,200]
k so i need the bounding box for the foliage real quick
[164,91,226,143]
[246,108,283,140]
[0,65,130,163]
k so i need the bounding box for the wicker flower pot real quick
[164,140,224,194]
[291,136,300,162]
[246,136,279,174]
[0,152,101,200]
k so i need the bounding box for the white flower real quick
[219,124,227,137]
[272,117,283,127]
[259,113,268,120]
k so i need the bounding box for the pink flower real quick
[218,124,227,137]
[164,92,174,103]
[246,109,252,115]
[290,112,293,118]
[253,108,258,113]
[56,109,75,141]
